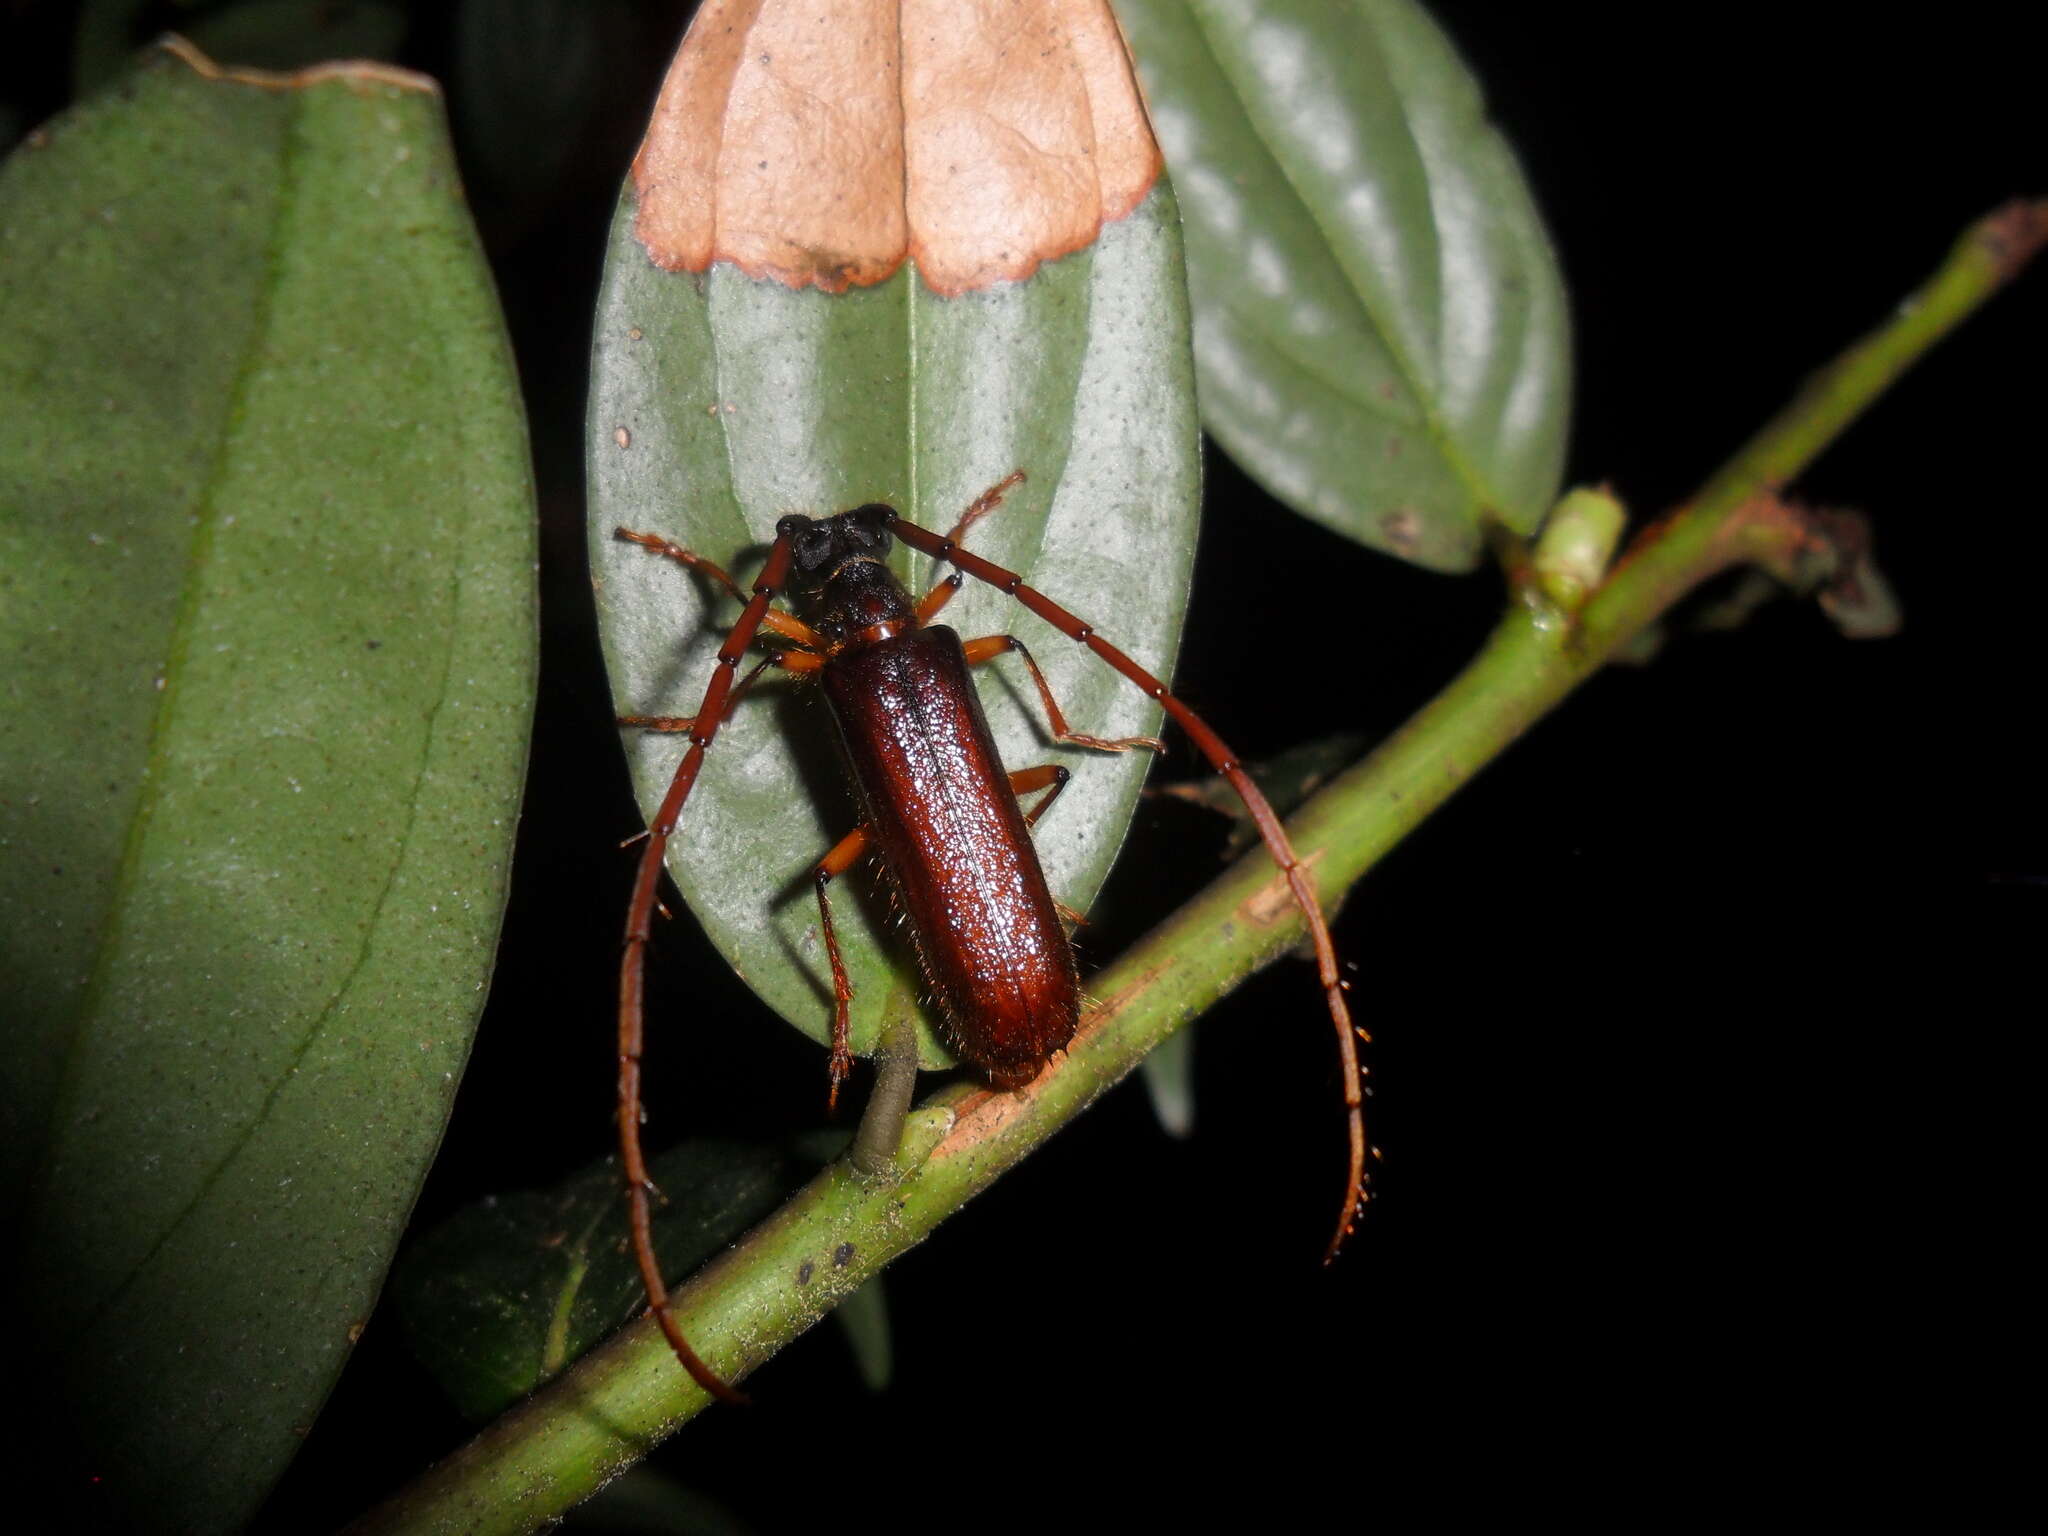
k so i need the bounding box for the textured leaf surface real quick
[1114,0,1571,570]
[0,44,533,1531]
[588,185,1200,1070]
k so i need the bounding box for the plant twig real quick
[344,199,2044,1536]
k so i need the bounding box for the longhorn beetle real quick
[615,472,1365,1401]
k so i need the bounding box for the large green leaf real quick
[0,43,534,1531]
[588,186,1200,1072]
[1114,0,1571,571]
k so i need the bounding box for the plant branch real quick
[344,199,2044,1536]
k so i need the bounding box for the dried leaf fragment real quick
[631,0,1162,295]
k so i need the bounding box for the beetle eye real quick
[791,526,832,571]
[846,504,893,554]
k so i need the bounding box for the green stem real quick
[344,200,2043,1536]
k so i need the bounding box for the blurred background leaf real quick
[396,1137,826,1422]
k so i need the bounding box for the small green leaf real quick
[588,188,1201,1072]
[0,43,533,1531]
[833,1275,893,1392]
[396,1140,819,1423]
[1140,1030,1197,1138]
[1115,0,1571,570]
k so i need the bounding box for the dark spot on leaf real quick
[797,1260,814,1285]
[832,1242,855,1269]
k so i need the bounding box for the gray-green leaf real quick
[1115,0,1571,570]
[588,185,1201,1071]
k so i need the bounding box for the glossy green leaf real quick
[396,1140,819,1423]
[1114,0,1571,571]
[588,187,1200,1071]
[0,44,533,1532]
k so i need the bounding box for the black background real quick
[6,2,2036,1527]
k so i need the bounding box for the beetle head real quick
[779,503,911,634]
[778,504,893,581]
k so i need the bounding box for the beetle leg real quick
[618,655,781,733]
[914,570,964,625]
[619,527,804,1407]
[1006,766,1088,929]
[939,470,1026,546]
[911,470,1028,602]
[616,525,827,650]
[1006,763,1070,828]
[962,634,1168,753]
[618,648,822,733]
[812,825,871,1112]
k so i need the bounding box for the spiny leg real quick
[886,486,1371,1260]
[962,633,1168,754]
[911,470,1027,623]
[811,825,871,1112]
[616,525,827,651]
[912,476,1166,756]
[618,652,786,733]
[944,469,1027,543]
[617,528,803,1406]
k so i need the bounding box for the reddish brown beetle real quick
[615,472,1364,1401]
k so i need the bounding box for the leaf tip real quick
[628,0,1161,295]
